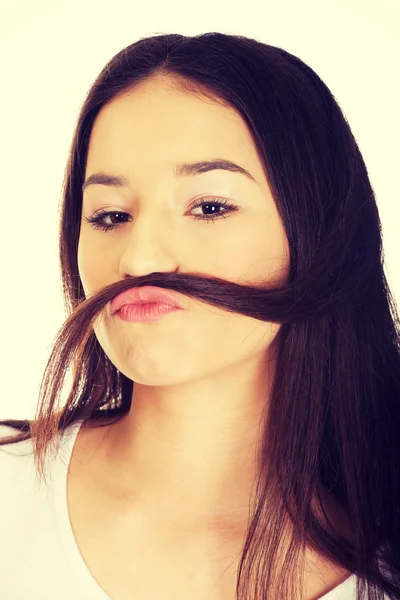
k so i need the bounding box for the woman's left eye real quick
[84,196,239,233]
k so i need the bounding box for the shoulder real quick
[0,426,35,494]
[0,424,33,456]
[0,420,81,511]
[0,427,37,524]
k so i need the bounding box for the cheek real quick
[77,237,108,295]
[213,230,289,285]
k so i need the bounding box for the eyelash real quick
[83,196,238,233]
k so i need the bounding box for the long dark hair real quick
[1,32,399,600]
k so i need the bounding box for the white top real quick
[0,420,385,599]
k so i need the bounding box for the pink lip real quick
[110,286,185,315]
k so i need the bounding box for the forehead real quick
[85,77,264,178]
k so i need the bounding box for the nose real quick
[117,212,181,280]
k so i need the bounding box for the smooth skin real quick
[72,74,353,599]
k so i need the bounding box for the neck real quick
[92,358,275,526]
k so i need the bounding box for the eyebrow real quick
[81,159,258,192]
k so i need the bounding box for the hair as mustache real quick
[70,267,347,335]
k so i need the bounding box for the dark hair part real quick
[1,32,399,600]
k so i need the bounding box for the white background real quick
[0,0,399,420]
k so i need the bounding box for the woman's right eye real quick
[84,210,131,233]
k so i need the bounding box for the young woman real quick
[1,32,399,600]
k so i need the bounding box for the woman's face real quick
[78,75,290,386]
